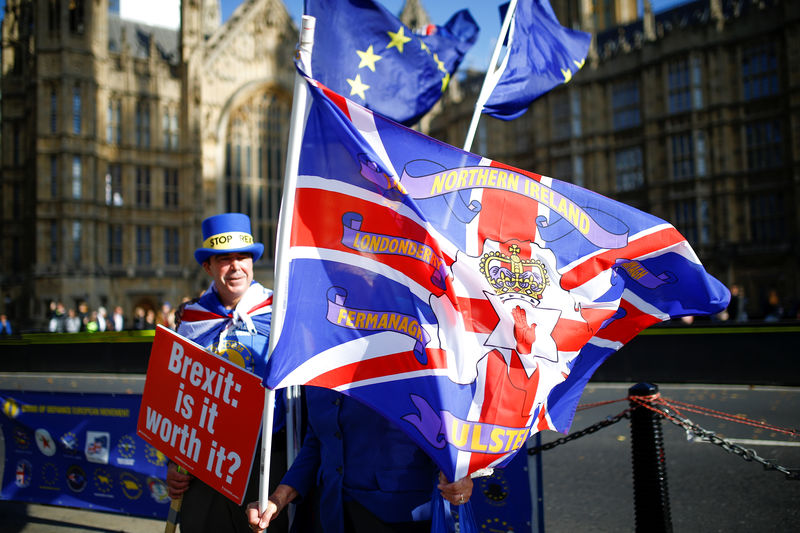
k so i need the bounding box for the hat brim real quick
[194,243,264,265]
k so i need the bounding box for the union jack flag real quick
[264,75,729,482]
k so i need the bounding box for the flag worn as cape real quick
[305,0,478,125]
[179,281,285,432]
[179,282,273,376]
[264,74,730,482]
[483,0,591,120]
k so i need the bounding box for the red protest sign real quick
[137,325,264,504]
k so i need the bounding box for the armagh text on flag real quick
[305,0,478,125]
[483,0,591,120]
[264,76,730,482]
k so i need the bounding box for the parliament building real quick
[1,0,297,328]
[434,0,799,321]
[1,0,798,330]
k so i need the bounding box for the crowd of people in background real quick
[0,284,799,337]
[41,299,187,334]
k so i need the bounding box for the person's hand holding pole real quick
[165,462,192,533]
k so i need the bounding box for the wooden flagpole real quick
[258,14,316,524]
[163,465,185,533]
[462,0,519,153]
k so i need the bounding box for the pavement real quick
[534,383,800,532]
[0,499,164,533]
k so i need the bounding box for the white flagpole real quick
[462,0,519,153]
[259,14,316,521]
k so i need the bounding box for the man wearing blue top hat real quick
[166,212,288,533]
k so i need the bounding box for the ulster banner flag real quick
[264,74,730,482]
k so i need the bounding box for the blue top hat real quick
[194,213,264,265]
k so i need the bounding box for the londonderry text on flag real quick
[305,0,478,125]
[482,0,591,120]
[264,75,730,482]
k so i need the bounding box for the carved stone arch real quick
[212,78,293,206]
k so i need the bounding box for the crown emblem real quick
[480,244,548,300]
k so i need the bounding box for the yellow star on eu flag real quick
[386,26,412,53]
[356,45,382,72]
[432,53,446,73]
[441,71,450,92]
[347,74,370,100]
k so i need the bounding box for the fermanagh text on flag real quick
[263,71,730,484]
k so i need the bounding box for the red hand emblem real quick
[512,305,536,355]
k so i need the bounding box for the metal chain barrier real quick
[529,393,800,480]
[528,409,631,455]
[630,395,800,480]
[652,396,799,437]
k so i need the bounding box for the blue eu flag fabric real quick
[305,0,479,125]
[483,0,591,120]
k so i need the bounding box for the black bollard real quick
[629,382,672,533]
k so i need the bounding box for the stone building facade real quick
[2,0,798,328]
[430,0,800,320]
[1,0,297,329]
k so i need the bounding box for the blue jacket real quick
[282,387,437,532]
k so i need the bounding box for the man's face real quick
[203,252,254,308]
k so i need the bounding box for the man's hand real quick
[437,471,474,506]
[166,462,192,499]
[245,484,298,532]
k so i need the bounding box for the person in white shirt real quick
[111,306,125,331]
[97,306,108,332]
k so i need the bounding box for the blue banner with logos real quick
[1,387,533,526]
[469,443,533,532]
[0,390,169,519]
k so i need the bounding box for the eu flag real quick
[305,0,479,125]
[483,0,591,120]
